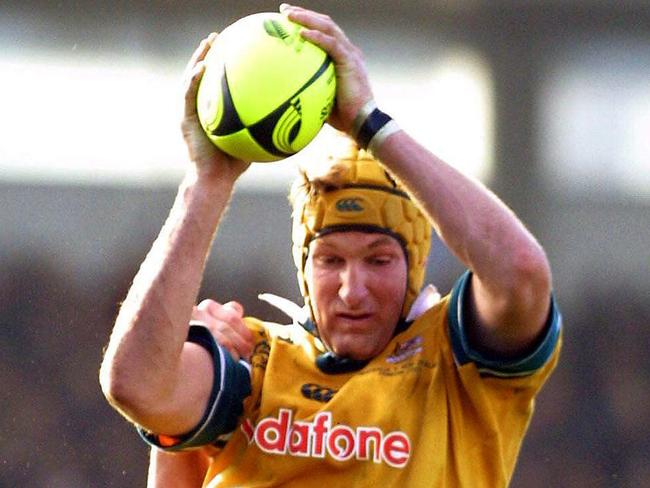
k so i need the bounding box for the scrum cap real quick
[290,140,432,319]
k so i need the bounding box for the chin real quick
[331,342,379,361]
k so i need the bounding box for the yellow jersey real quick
[141,272,562,487]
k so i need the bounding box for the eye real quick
[367,254,395,266]
[314,254,344,267]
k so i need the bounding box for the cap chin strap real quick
[258,293,309,324]
[405,284,441,322]
[259,285,439,327]
[259,290,440,375]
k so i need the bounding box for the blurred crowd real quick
[1,234,649,488]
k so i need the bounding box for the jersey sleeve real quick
[138,325,252,451]
[447,270,562,377]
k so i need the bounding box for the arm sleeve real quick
[138,325,252,451]
[447,270,562,377]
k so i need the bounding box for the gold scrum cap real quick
[290,137,432,319]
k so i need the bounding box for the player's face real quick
[305,231,408,360]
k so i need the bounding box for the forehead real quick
[310,231,403,252]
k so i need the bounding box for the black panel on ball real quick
[248,56,333,157]
[248,98,297,158]
[210,68,246,136]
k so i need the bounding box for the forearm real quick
[100,168,236,421]
[375,131,546,278]
[147,447,210,488]
[373,129,551,350]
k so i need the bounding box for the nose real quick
[338,263,369,307]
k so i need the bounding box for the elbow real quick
[99,314,166,421]
[99,351,153,422]
[99,344,181,430]
[510,240,552,299]
[99,355,137,415]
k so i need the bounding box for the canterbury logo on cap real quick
[335,198,364,212]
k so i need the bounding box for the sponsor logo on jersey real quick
[386,336,423,364]
[301,383,338,403]
[241,408,411,468]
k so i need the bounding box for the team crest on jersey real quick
[241,409,411,468]
[386,336,423,364]
[251,340,270,370]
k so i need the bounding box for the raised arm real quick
[99,33,250,435]
[372,132,552,356]
[284,4,552,357]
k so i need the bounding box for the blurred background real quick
[1,0,649,486]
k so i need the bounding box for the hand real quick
[191,299,255,362]
[181,34,250,180]
[280,4,374,134]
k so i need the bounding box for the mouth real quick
[336,312,373,322]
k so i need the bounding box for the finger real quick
[191,305,212,323]
[194,315,242,360]
[280,4,329,21]
[200,300,244,326]
[184,32,217,77]
[183,61,206,119]
[222,301,244,317]
[182,33,217,114]
[226,328,255,360]
[282,11,356,72]
[282,7,351,45]
[195,300,254,358]
[299,29,347,63]
[219,304,255,355]
[197,298,218,312]
[205,322,253,361]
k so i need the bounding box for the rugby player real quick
[100,5,561,487]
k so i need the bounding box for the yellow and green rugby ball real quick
[197,12,336,162]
